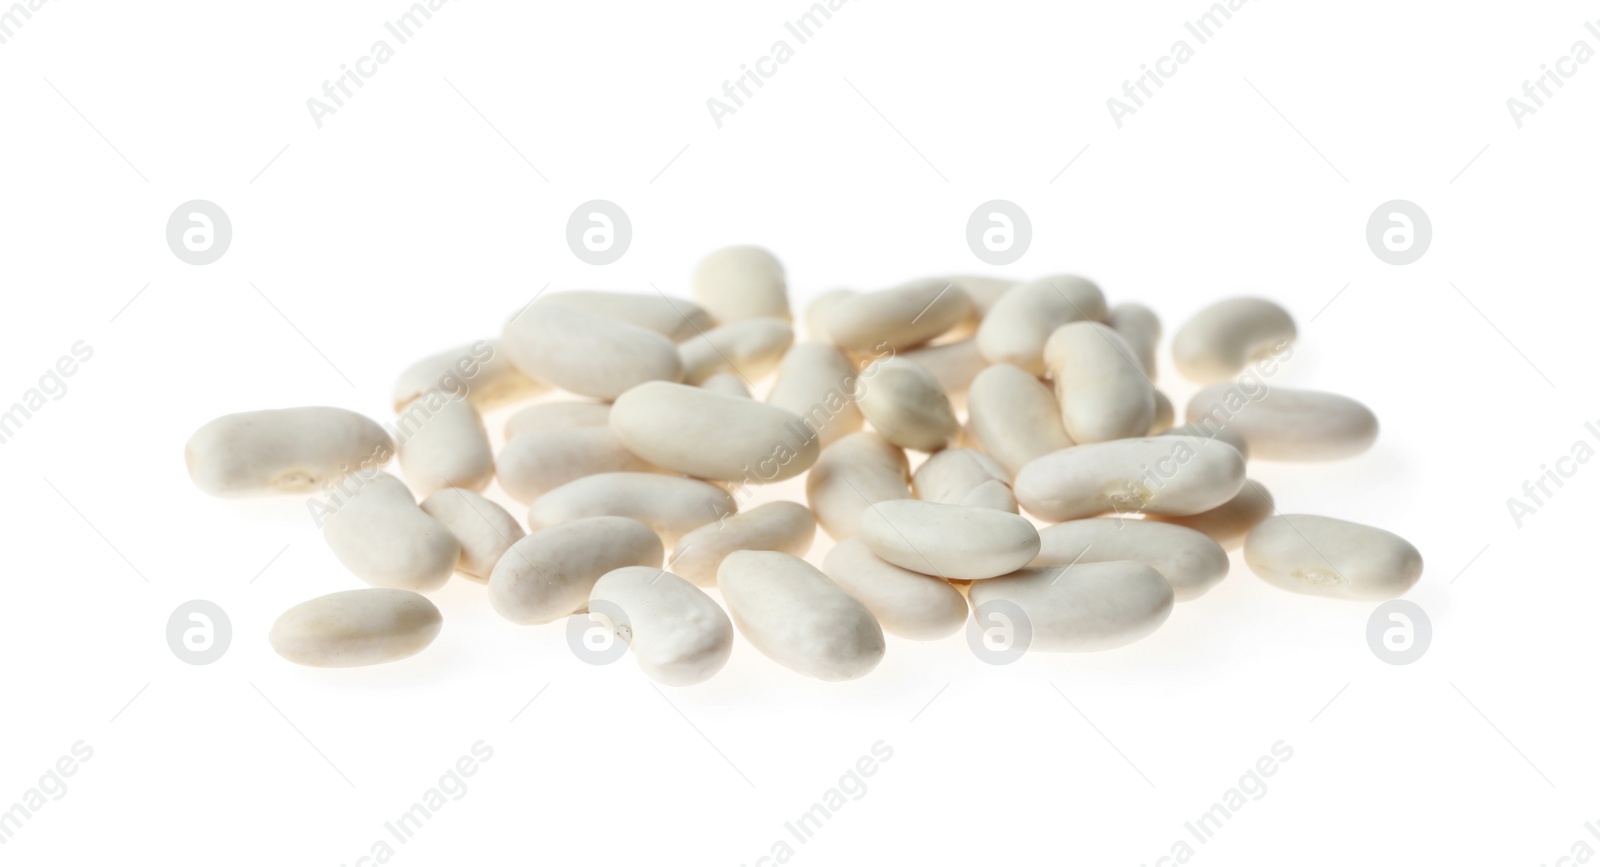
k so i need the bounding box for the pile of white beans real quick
[185,246,1423,684]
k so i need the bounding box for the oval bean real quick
[718,551,885,681]
[670,500,816,587]
[1044,321,1155,443]
[392,339,543,412]
[1107,303,1161,377]
[766,341,865,448]
[966,365,1074,477]
[823,538,968,640]
[692,245,790,323]
[1030,518,1229,601]
[496,428,660,503]
[854,358,959,452]
[1185,385,1378,461]
[589,566,734,686]
[503,400,611,439]
[419,488,525,581]
[502,302,683,400]
[527,472,735,544]
[806,432,911,540]
[488,516,664,624]
[321,473,460,592]
[858,499,1040,580]
[540,290,713,342]
[1014,436,1246,521]
[700,373,751,399]
[1244,514,1423,600]
[968,561,1174,652]
[611,381,819,482]
[396,394,493,496]
[824,278,974,352]
[912,448,1017,513]
[186,407,392,497]
[900,338,987,411]
[1148,478,1274,550]
[976,275,1107,374]
[1160,421,1250,459]
[1172,297,1295,383]
[270,588,442,668]
[678,317,794,385]
[803,288,854,343]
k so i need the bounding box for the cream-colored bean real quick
[321,473,460,592]
[804,289,855,343]
[806,432,911,540]
[503,401,611,439]
[496,428,659,503]
[824,278,974,352]
[488,516,664,624]
[823,538,968,640]
[1107,303,1162,377]
[270,589,442,668]
[968,561,1173,652]
[540,290,713,342]
[1186,385,1378,461]
[854,358,958,452]
[700,373,751,398]
[1045,322,1155,444]
[858,499,1040,580]
[1149,478,1274,550]
[1031,518,1229,601]
[186,407,392,497]
[1149,390,1175,434]
[589,566,734,686]
[527,472,735,544]
[966,365,1074,477]
[947,275,1018,317]
[502,302,683,400]
[392,339,543,412]
[900,338,987,411]
[766,342,865,448]
[976,275,1107,374]
[1161,422,1250,459]
[1245,514,1422,601]
[610,381,819,482]
[678,317,794,385]
[1172,297,1296,383]
[912,449,1017,513]
[395,394,493,496]
[1014,436,1246,522]
[691,245,790,323]
[718,551,885,681]
[419,488,525,581]
[670,501,816,587]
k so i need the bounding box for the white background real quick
[2,1,1596,864]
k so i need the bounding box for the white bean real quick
[822,538,968,640]
[806,432,911,540]
[611,381,819,482]
[1031,518,1229,601]
[391,339,543,412]
[1172,297,1295,383]
[488,516,664,624]
[766,342,865,448]
[321,473,460,592]
[527,472,735,544]
[419,488,525,581]
[503,401,611,439]
[692,245,790,323]
[1161,422,1250,460]
[540,290,713,341]
[966,365,1074,477]
[670,501,816,587]
[947,275,1017,317]
[854,358,958,452]
[1107,303,1161,376]
[395,394,493,496]
[900,338,987,410]
[804,288,855,343]
[824,278,974,352]
[976,275,1107,374]
[186,407,392,497]
[496,428,659,503]
[589,566,734,686]
[1244,515,1423,601]
[1149,390,1175,434]
[503,302,683,400]
[700,373,751,398]
[1044,321,1155,444]
[858,499,1040,580]
[717,551,885,681]
[270,588,442,668]
[912,448,1017,513]
[1014,436,1246,522]
[1186,385,1378,461]
[678,317,794,385]
[1148,478,1274,550]
[968,561,1173,652]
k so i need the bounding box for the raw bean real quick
[489,516,664,624]
[700,373,751,399]
[766,342,865,448]
[1172,297,1296,383]
[1149,390,1175,434]
[823,538,969,640]
[270,589,442,668]
[540,290,713,342]
[611,381,819,482]
[854,358,959,452]
[678,317,794,385]
[858,499,1040,580]
[976,275,1107,374]
[804,289,855,343]
[502,302,683,400]
[392,339,543,412]
[966,364,1074,477]
[1107,303,1161,377]
[1245,515,1423,601]
[806,432,911,540]
[947,275,1018,317]
[1014,436,1246,522]
[968,561,1174,652]
[670,501,816,587]
[419,488,525,581]
[503,401,611,439]
[1161,422,1250,460]
[900,338,987,410]
[395,394,493,496]
[1044,321,1155,444]
[912,449,1017,513]
[1030,518,1229,601]
[496,429,659,504]
[589,566,734,686]
[692,245,790,323]
[1149,479,1274,549]
[321,473,460,592]
[527,472,735,544]
[718,551,885,681]
[824,277,974,352]
[1185,385,1378,461]
[185,407,392,497]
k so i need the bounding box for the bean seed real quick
[824,278,973,352]
[270,588,442,668]
[806,432,912,540]
[611,381,819,482]
[503,302,683,400]
[322,473,460,592]
[526,472,735,544]
[1044,321,1156,444]
[670,501,816,587]
[392,339,543,412]
[1107,302,1161,376]
[488,516,664,624]
[822,538,969,640]
[1172,297,1295,383]
[1014,436,1246,521]
[1185,385,1378,461]
[186,407,392,497]
[589,566,734,686]
[540,290,713,342]
[678,317,794,385]
[858,499,1040,580]
[1244,514,1422,600]
[1031,518,1229,601]
[766,341,865,448]
[496,428,660,503]
[1148,479,1274,549]
[396,394,493,496]
[912,448,1017,513]
[692,245,790,323]
[853,358,959,452]
[976,275,1107,374]
[503,400,611,439]
[968,561,1173,652]
[419,488,526,581]
[966,364,1074,477]
[718,551,885,681]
